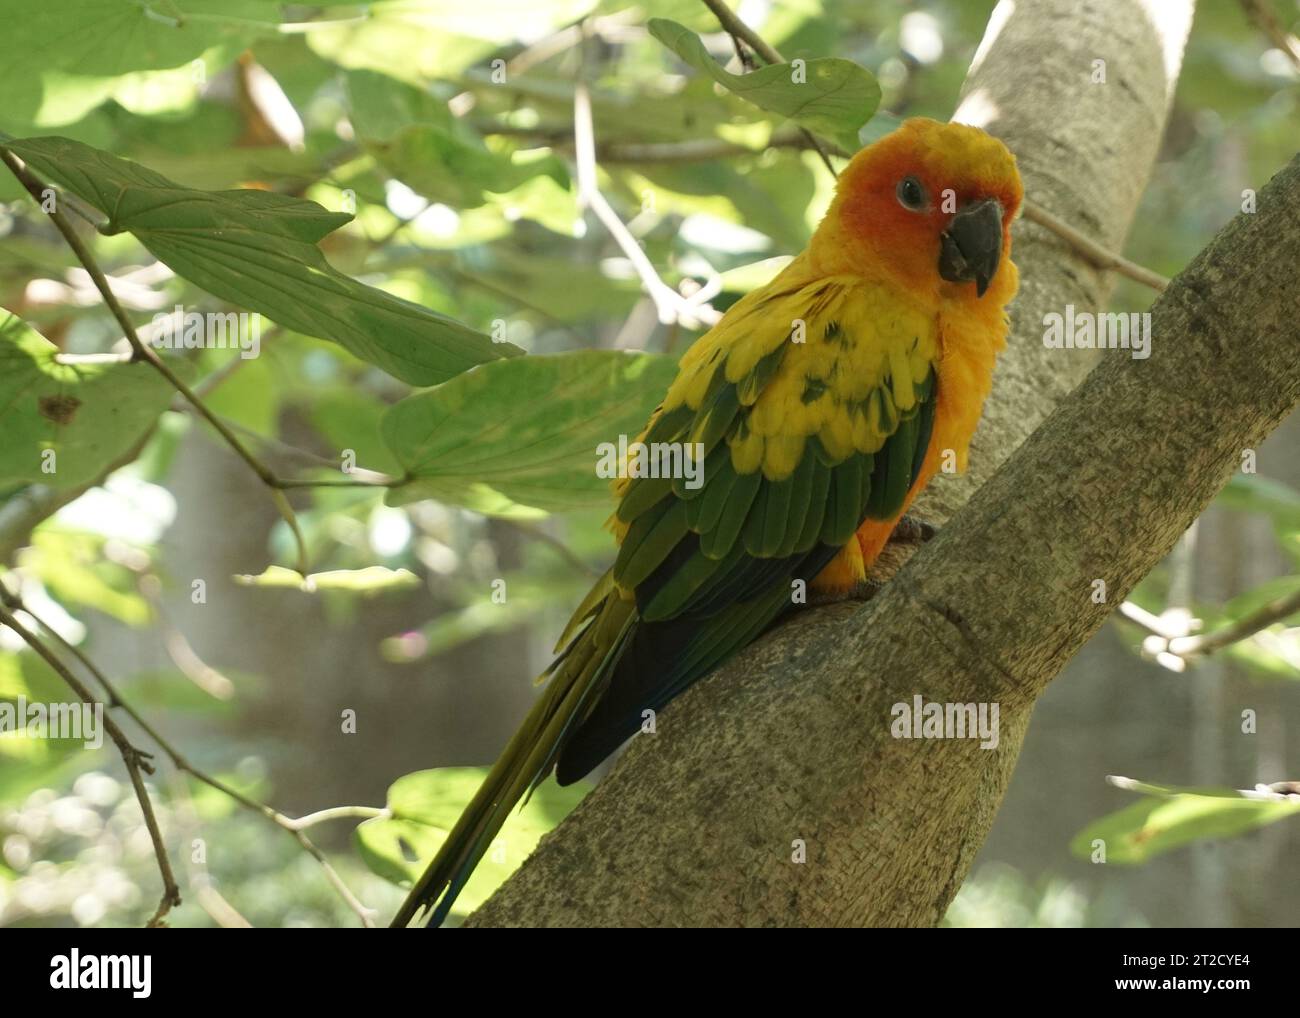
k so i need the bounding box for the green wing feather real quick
[614,286,940,623]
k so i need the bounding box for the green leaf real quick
[346,71,568,209]
[118,668,247,715]
[647,18,879,145]
[1221,628,1300,682]
[629,154,815,252]
[0,650,104,762]
[1217,473,1300,528]
[460,71,737,147]
[355,766,589,919]
[308,390,405,477]
[381,578,584,661]
[3,136,520,385]
[0,311,174,489]
[307,0,599,85]
[469,248,640,321]
[1216,475,1300,569]
[1071,780,1300,864]
[382,350,678,515]
[0,0,275,129]
[20,529,152,625]
[233,565,420,594]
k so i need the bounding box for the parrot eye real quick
[896,176,928,211]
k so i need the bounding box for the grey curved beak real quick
[938,198,1004,297]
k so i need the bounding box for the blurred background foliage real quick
[0,0,1298,927]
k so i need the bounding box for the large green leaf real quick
[3,136,520,385]
[382,350,678,515]
[0,311,174,489]
[1071,779,1300,864]
[355,766,588,920]
[647,18,879,146]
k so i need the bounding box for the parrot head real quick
[819,117,1023,301]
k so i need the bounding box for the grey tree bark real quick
[462,0,1297,927]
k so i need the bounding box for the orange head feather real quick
[812,118,1023,302]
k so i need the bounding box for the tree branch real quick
[467,0,1207,927]
[1020,199,1171,291]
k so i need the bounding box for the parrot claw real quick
[891,514,938,544]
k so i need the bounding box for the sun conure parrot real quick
[393,117,1023,927]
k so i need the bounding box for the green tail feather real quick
[390,601,635,928]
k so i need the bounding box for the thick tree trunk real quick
[465,0,1255,926]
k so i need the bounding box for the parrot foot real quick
[891,514,938,544]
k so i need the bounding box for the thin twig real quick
[699,0,783,65]
[135,575,236,700]
[282,805,389,831]
[697,0,838,176]
[0,584,382,927]
[271,489,310,574]
[1109,773,1300,801]
[507,519,603,578]
[199,413,400,487]
[572,78,720,327]
[1239,0,1300,73]
[190,325,282,400]
[0,603,181,926]
[478,128,846,163]
[1170,586,1300,659]
[1119,584,1300,665]
[1117,599,1181,640]
[600,134,843,163]
[1021,200,1170,292]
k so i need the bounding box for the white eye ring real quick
[896,176,928,211]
